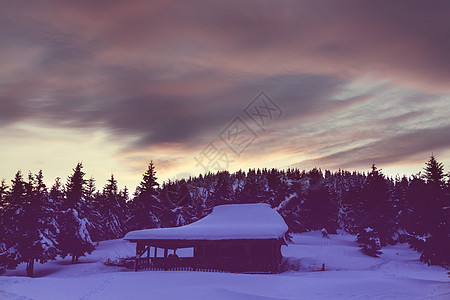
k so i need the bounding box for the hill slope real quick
[1,232,448,299]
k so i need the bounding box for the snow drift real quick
[124,203,288,241]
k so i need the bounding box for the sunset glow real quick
[1,0,449,189]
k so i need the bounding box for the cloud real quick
[1,0,450,180]
[292,124,450,171]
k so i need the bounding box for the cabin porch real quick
[132,238,283,273]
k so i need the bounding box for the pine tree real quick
[0,171,26,270]
[20,171,60,277]
[238,169,264,204]
[84,177,103,242]
[341,181,365,234]
[171,180,194,226]
[50,177,64,208]
[158,182,177,226]
[304,180,339,233]
[277,180,304,233]
[99,174,127,239]
[357,227,382,257]
[64,163,86,210]
[127,161,161,230]
[0,171,59,277]
[0,179,7,271]
[211,171,233,205]
[297,169,339,233]
[423,154,445,187]
[415,156,449,267]
[59,208,95,264]
[119,186,130,226]
[404,176,433,239]
[265,168,288,208]
[0,179,8,208]
[394,175,410,242]
[360,164,396,246]
[58,163,95,263]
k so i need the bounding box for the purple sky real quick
[1,0,449,189]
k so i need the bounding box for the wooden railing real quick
[135,257,278,273]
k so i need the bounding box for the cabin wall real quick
[133,238,284,273]
[194,240,280,259]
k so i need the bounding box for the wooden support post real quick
[134,242,140,271]
[164,248,168,270]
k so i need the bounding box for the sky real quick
[1,0,450,191]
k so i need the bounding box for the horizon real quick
[0,158,444,194]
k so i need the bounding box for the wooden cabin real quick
[123,203,288,273]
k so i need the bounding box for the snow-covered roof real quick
[124,203,288,241]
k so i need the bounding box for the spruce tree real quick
[0,179,8,208]
[84,177,103,242]
[50,177,64,208]
[404,176,433,240]
[341,180,365,234]
[304,181,338,233]
[360,164,395,247]
[171,180,194,227]
[357,227,382,257]
[265,168,288,208]
[277,179,304,233]
[19,171,60,277]
[119,186,130,227]
[127,161,161,230]
[0,179,7,270]
[58,163,95,264]
[238,169,264,204]
[423,154,445,187]
[99,174,127,239]
[0,171,59,277]
[211,171,233,205]
[64,163,86,209]
[394,175,410,242]
[0,171,26,270]
[300,168,339,233]
[415,156,449,267]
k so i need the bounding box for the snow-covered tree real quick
[83,177,103,242]
[58,163,95,263]
[357,227,382,257]
[265,168,288,208]
[98,174,127,239]
[19,171,60,276]
[0,179,8,209]
[0,171,26,270]
[58,208,95,264]
[0,171,60,277]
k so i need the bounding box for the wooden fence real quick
[135,256,277,273]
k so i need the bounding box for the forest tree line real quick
[0,156,449,277]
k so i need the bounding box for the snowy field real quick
[1,232,448,299]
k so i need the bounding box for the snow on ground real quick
[1,232,448,299]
